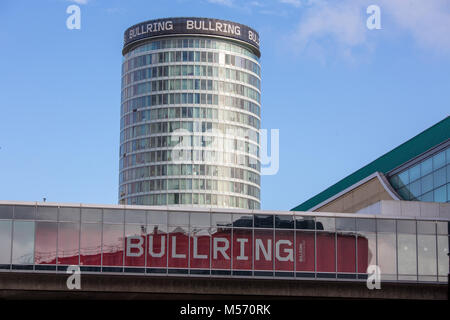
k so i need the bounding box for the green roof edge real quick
[291,116,450,212]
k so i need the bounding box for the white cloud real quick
[288,0,450,61]
[379,0,450,54]
[206,0,234,7]
[279,0,302,7]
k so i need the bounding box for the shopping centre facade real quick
[0,18,448,299]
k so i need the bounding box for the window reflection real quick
[14,206,35,220]
[12,221,35,265]
[418,234,437,279]
[147,211,167,226]
[81,208,102,223]
[377,232,397,280]
[189,227,210,269]
[80,223,102,266]
[190,212,211,227]
[275,230,294,272]
[168,226,189,268]
[36,206,57,221]
[59,207,80,222]
[102,224,124,267]
[147,224,168,268]
[35,222,57,264]
[295,230,314,272]
[437,235,449,280]
[316,231,335,273]
[125,224,146,267]
[58,222,80,265]
[253,229,273,271]
[213,227,232,270]
[0,221,12,264]
[397,233,417,279]
[0,206,13,219]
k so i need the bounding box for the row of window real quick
[124,37,259,61]
[390,147,450,202]
[391,147,449,188]
[0,211,448,279]
[120,179,260,199]
[125,193,260,209]
[120,121,259,144]
[121,107,260,130]
[1,206,447,232]
[122,65,260,90]
[122,79,260,103]
[121,93,260,117]
[119,164,260,185]
[123,51,260,77]
[120,135,260,158]
[119,150,260,171]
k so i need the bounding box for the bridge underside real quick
[0,272,447,300]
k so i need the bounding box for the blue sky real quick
[0,0,449,210]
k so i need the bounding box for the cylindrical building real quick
[119,17,261,209]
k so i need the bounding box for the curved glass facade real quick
[119,36,261,209]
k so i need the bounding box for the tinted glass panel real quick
[377,232,397,280]
[295,216,315,230]
[397,233,417,276]
[58,222,79,265]
[189,227,210,269]
[377,219,395,233]
[80,223,101,266]
[0,220,12,264]
[275,215,294,229]
[295,230,314,272]
[35,222,57,264]
[356,218,376,232]
[12,221,35,264]
[168,212,189,226]
[231,228,250,270]
[190,212,211,227]
[125,210,146,224]
[274,230,294,271]
[418,234,437,276]
[232,214,253,228]
[337,233,356,273]
[254,215,273,228]
[147,211,167,225]
[125,224,146,267]
[254,229,273,270]
[397,220,416,234]
[336,218,356,231]
[211,214,232,227]
[103,209,124,224]
[315,217,334,231]
[81,208,102,222]
[14,206,35,220]
[0,206,13,219]
[147,224,168,268]
[168,226,189,268]
[102,224,124,266]
[36,206,58,221]
[59,207,80,222]
[316,231,335,272]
